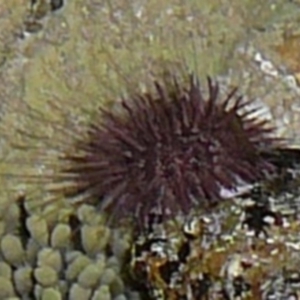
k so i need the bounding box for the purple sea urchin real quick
[55,75,278,226]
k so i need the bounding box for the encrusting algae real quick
[0,1,300,300]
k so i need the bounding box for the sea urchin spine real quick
[55,75,279,227]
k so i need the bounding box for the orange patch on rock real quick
[275,34,300,74]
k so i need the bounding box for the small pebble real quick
[34,284,43,300]
[51,223,71,248]
[81,225,110,256]
[26,215,49,246]
[0,261,12,278]
[14,266,33,295]
[106,256,121,273]
[77,263,104,288]
[111,234,130,260]
[37,248,62,272]
[69,283,92,300]
[65,250,81,264]
[91,285,111,300]
[110,276,125,297]
[0,276,15,298]
[26,238,41,265]
[100,268,116,286]
[3,204,20,232]
[42,205,61,229]
[34,266,58,287]
[66,254,91,281]
[77,204,103,226]
[57,280,68,297]
[0,234,24,266]
[41,287,62,300]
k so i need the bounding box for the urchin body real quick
[59,75,278,226]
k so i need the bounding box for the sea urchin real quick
[56,75,278,227]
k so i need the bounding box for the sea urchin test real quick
[55,75,280,227]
